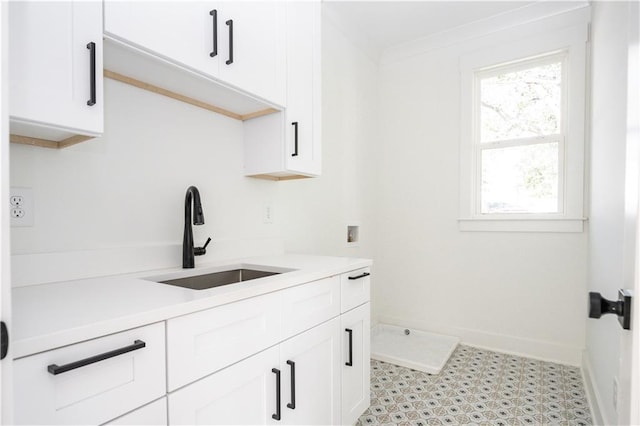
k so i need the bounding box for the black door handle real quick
[291,122,299,157]
[286,360,296,409]
[86,42,96,106]
[589,290,632,330]
[209,10,217,57]
[272,368,281,420]
[0,322,8,360]
[345,328,353,366]
[226,19,234,65]
[348,272,370,280]
[47,340,146,375]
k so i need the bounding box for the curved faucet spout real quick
[183,186,207,268]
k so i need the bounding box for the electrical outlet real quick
[613,377,618,410]
[10,187,34,227]
[263,204,274,224]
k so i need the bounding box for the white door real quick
[279,318,341,425]
[9,1,103,135]
[104,1,217,78]
[0,1,12,423]
[341,303,371,426]
[620,2,640,424]
[168,346,279,425]
[216,1,285,106]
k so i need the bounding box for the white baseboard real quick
[11,237,284,287]
[581,350,608,426]
[376,314,583,366]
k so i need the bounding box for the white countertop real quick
[12,254,372,359]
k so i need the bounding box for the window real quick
[478,53,565,215]
[459,23,588,232]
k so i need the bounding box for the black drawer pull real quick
[226,19,234,65]
[47,340,146,375]
[291,122,299,157]
[272,368,281,420]
[209,9,218,57]
[348,272,370,280]
[286,360,296,409]
[345,328,353,366]
[86,42,96,106]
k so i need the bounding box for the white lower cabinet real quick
[169,346,280,425]
[341,303,371,426]
[279,317,341,425]
[107,398,168,426]
[14,323,166,425]
[168,318,341,425]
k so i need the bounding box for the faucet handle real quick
[194,237,212,256]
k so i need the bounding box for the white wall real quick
[374,12,589,365]
[279,17,378,262]
[10,78,282,285]
[585,2,631,424]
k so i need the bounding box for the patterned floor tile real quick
[356,345,592,426]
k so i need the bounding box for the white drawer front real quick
[107,397,167,425]
[341,268,371,313]
[281,276,340,339]
[167,291,281,391]
[14,322,166,425]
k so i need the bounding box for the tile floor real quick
[356,345,592,426]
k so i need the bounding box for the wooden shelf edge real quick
[247,174,313,181]
[104,69,279,122]
[10,134,94,149]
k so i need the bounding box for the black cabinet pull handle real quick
[226,19,234,65]
[209,10,218,57]
[0,321,8,360]
[286,360,296,409]
[345,328,353,366]
[86,42,96,106]
[272,368,281,420]
[47,340,145,375]
[348,272,370,280]
[291,122,299,157]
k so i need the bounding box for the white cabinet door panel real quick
[168,346,279,425]
[9,0,103,135]
[341,303,371,425]
[104,1,216,78]
[107,397,167,426]
[279,318,341,425]
[217,1,285,105]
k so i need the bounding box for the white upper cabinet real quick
[9,0,104,146]
[103,1,286,107]
[243,1,321,180]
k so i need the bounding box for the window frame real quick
[459,23,588,232]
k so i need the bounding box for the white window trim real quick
[459,22,589,232]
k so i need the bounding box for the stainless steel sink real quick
[158,268,280,290]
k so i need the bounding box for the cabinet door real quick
[285,0,321,175]
[104,1,217,77]
[217,1,286,106]
[9,0,103,136]
[279,318,341,425]
[107,398,167,426]
[341,303,371,426]
[168,346,280,425]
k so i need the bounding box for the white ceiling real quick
[323,1,544,56]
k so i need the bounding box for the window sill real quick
[458,217,587,233]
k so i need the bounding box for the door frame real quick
[627,1,640,424]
